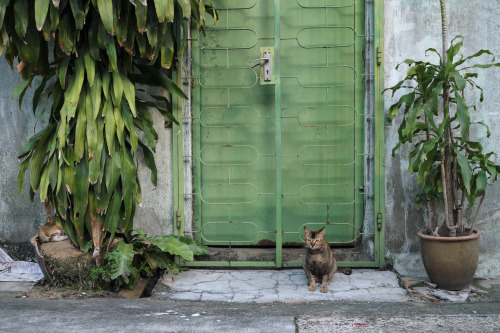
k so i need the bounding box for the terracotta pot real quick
[417,229,482,291]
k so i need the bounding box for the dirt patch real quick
[22,282,121,300]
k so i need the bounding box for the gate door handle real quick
[249,51,272,82]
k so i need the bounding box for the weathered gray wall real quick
[133,112,175,236]
[0,61,46,245]
[0,59,174,251]
[2,0,499,278]
[384,0,500,277]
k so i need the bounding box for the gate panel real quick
[193,1,277,246]
[279,1,364,245]
[185,0,382,266]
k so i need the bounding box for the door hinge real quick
[376,212,383,231]
[176,211,182,233]
[376,47,382,67]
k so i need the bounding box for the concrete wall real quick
[1,0,500,278]
[384,0,500,277]
[0,61,47,246]
[0,60,174,253]
[133,112,175,237]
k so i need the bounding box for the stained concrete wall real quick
[384,0,500,277]
[0,59,174,252]
[0,61,47,246]
[1,0,500,278]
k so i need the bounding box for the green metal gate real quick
[173,0,385,268]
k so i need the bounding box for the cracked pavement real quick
[152,269,409,303]
[1,270,500,332]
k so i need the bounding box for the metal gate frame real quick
[173,0,385,268]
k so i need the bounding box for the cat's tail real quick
[338,267,352,275]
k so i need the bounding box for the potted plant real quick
[1,0,215,287]
[386,1,500,290]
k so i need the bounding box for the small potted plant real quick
[386,1,500,290]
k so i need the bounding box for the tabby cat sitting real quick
[303,226,337,293]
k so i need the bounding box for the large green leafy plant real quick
[90,229,209,290]
[1,0,216,262]
[386,35,500,237]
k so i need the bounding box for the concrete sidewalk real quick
[153,269,408,303]
[1,269,499,332]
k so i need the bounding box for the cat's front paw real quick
[308,284,316,292]
[320,286,328,293]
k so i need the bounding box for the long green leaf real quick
[140,119,157,151]
[14,0,28,38]
[74,98,87,162]
[121,103,138,152]
[455,93,470,141]
[114,104,124,146]
[475,170,487,197]
[84,50,95,87]
[134,63,187,99]
[29,125,53,191]
[161,24,174,69]
[73,159,89,214]
[17,152,32,193]
[69,0,85,29]
[39,163,51,202]
[32,77,49,115]
[35,0,51,31]
[450,70,466,91]
[89,116,104,183]
[446,36,463,65]
[154,0,167,22]
[176,0,191,19]
[49,2,59,32]
[111,70,123,107]
[85,92,97,157]
[138,140,157,186]
[57,106,68,150]
[456,151,472,194]
[90,72,102,121]
[110,240,134,279]
[97,0,114,34]
[58,12,74,55]
[11,77,33,108]
[58,56,70,89]
[0,3,8,28]
[105,144,121,191]
[121,72,136,117]
[107,41,118,73]
[176,235,209,255]
[146,12,158,46]
[104,100,116,154]
[134,0,147,33]
[475,121,491,138]
[103,190,120,243]
[148,235,194,261]
[121,148,135,198]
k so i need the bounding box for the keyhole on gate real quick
[249,47,273,84]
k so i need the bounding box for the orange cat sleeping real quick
[30,219,68,245]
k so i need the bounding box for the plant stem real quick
[458,90,470,231]
[440,0,448,65]
[426,201,432,234]
[441,147,456,236]
[424,110,433,233]
[440,0,455,233]
[468,194,485,235]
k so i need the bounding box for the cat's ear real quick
[304,226,311,238]
[318,227,325,237]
